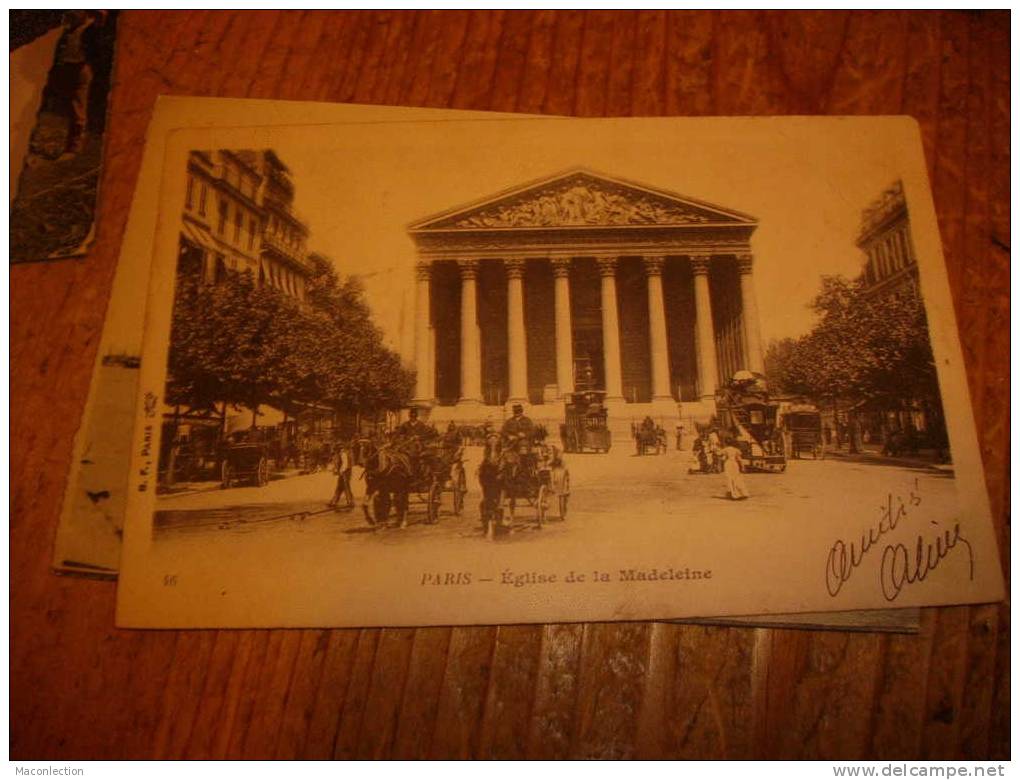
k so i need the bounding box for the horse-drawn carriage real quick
[478,431,570,539]
[631,418,667,455]
[783,404,824,459]
[560,390,611,453]
[354,433,467,528]
[715,372,787,473]
[220,442,271,488]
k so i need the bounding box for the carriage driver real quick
[501,403,535,444]
[441,421,464,460]
[397,407,433,440]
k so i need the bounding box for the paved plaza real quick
[153,445,956,556]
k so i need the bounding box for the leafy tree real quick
[166,256,414,425]
[166,270,311,425]
[302,256,414,413]
[764,275,940,413]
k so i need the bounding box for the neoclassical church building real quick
[405,169,764,428]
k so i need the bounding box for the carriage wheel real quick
[453,470,466,516]
[221,461,233,489]
[363,492,377,526]
[536,485,548,528]
[558,473,570,520]
[427,482,442,524]
[257,457,269,486]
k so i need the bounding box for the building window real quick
[248,217,257,250]
[217,201,228,234]
[234,207,243,243]
[898,229,912,267]
[199,184,208,216]
[186,176,194,210]
[888,236,901,272]
[215,254,227,283]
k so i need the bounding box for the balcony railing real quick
[261,231,311,272]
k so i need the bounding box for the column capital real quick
[596,257,618,277]
[457,258,479,279]
[642,255,666,276]
[689,256,711,275]
[415,261,433,281]
[504,258,526,279]
[736,253,754,274]
[550,256,573,278]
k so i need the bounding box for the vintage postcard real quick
[10,10,118,262]
[116,114,1002,628]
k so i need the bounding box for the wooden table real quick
[11,11,1009,759]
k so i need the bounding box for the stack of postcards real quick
[52,98,1003,630]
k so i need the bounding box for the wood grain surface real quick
[10,10,1009,760]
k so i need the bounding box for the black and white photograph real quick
[10,10,118,262]
[117,116,1002,628]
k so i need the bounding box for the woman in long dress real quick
[722,438,749,500]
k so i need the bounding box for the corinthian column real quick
[643,255,672,402]
[413,261,433,405]
[551,257,574,398]
[505,258,529,405]
[456,259,483,406]
[690,256,719,400]
[597,257,624,401]
[737,254,764,375]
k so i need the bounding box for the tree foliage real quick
[166,259,413,423]
[764,275,939,407]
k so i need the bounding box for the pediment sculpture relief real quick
[450,181,715,228]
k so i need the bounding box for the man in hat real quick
[328,439,355,510]
[396,407,433,440]
[501,403,535,442]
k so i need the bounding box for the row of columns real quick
[413,254,763,407]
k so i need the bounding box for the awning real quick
[181,219,216,253]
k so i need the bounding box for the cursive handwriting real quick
[879,523,974,601]
[825,480,922,597]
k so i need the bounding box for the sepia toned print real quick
[117,116,1002,628]
[10,10,119,262]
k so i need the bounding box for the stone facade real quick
[406,170,765,426]
[179,149,312,301]
[857,180,919,299]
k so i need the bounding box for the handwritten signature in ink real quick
[879,524,974,602]
[824,479,974,601]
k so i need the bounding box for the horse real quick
[477,433,507,539]
[476,432,548,538]
[355,436,415,528]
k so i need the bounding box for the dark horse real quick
[476,432,539,539]
[353,436,415,528]
[477,434,505,539]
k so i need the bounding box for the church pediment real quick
[410,170,756,231]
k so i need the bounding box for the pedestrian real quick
[721,437,749,500]
[41,11,107,160]
[707,428,722,472]
[688,436,709,474]
[329,440,355,510]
